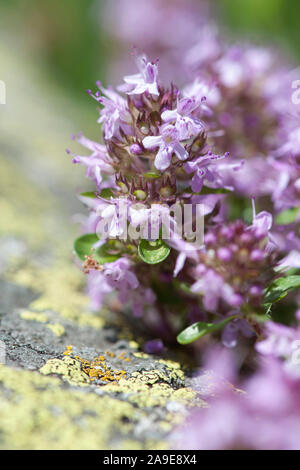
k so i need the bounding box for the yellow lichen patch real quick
[130,370,168,385]
[6,262,106,329]
[46,323,66,337]
[40,357,90,387]
[129,367,184,386]
[20,311,49,323]
[158,358,182,369]
[20,311,65,336]
[172,387,198,403]
[0,365,141,450]
[157,359,186,382]
[133,352,150,359]
[146,440,170,450]
[120,440,144,451]
[0,159,53,248]
[101,371,200,410]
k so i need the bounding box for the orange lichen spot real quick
[62,350,127,384]
[63,345,73,356]
[105,351,115,358]
[117,352,131,362]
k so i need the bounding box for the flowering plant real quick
[69,54,300,353]
[66,0,300,450]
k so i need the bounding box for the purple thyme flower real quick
[191,268,242,312]
[186,36,300,205]
[277,127,300,158]
[161,96,206,140]
[71,53,259,345]
[103,258,139,290]
[144,339,164,355]
[256,321,300,366]
[271,129,300,211]
[92,84,132,140]
[87,269,114,311]
[67,133,114,188]
[222,318,254,348]
[86,258,139,312]
[277,251,300,271]
[249,198,273,238]
[143,124,188,171]
[187,218,278,345]
[184,151,230,192]
[121,55,159,96]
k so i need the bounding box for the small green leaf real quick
[138,239,170,264]
[177,315,238,345]
[200,187,232,195]
[94,240,122,264]
[73,233,99,261]
[173,280,192,294]
[99,188,114,199]
[80,191,97,199]
[143,171,161,179]
[248,313,271,324]
[275,208,299,225]
[183,187,232,196]
[80,189,114,199]
[264,275,300,305]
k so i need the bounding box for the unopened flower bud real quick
[130,143,143,155]
[133,189,147,201]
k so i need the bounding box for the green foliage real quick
[138,239,170,264]
[182,186,232,196]
[264,275,300,305]
[80,188,114,200]
[73,233,99,261]
[93,240,122,264]
[99,188,114,199]
[198,187,232,195]
[143,172,161,179]
[80,191,97,199]
[73,234,121,264]
[177,315,238,345]
[275,208,299,225]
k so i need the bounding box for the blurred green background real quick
[1,0,299,223]
[219,0,300,51]
[1,0,300,126]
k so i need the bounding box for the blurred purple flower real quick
[172,353,300,450]
[144,339,164,355]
